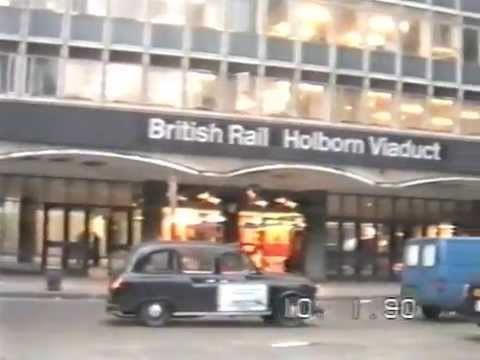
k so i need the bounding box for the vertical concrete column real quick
[141,181,168,241]
[222,201,240,244]
[298,191,328,282]
[18,197,37,263]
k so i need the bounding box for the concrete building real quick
[1,0,480,281]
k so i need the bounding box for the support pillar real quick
[141,181,168,241]
[222,201,239,243]
[298,191,327,282]
[18,197,37,263]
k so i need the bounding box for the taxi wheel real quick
[273,295,305,327]
[139,301,171,327]
[422,306,441,320]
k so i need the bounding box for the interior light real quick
[298,83,325,93]
[294,4,332,23]
[341,31,363,48]
[345,105,353,111]
[274,197,287,205]
[298,24,317,41]
[235,94,256,112]
[178,195,188,202]
[400,103,424,115]
[368,15,396,33]
[254,199,269,208]
[461,111,480,120]
[197,192,210,200]
[432,47,457,59]
[207,196,222,205]
[399,20,411,34]
[366,33,386,47]
[189,71,217,82]
[431,98,454,107]
[431,117,454,127]
[367,91,393,100]
[270,22,291,37]
[372,111,393,123]
[285,200,298,209]
[205,213,226,223]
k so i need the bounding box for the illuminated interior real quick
[260,79,292,115]
[185,71,219,110]
[428,98,457,132]
[161,207,225,242]
[239,211,305,273]
[366,91,395,127]
[147,68,183,108]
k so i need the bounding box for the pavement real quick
[0,270,401,300]
[1,297,479,360]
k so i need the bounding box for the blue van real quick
[401,237,480,320]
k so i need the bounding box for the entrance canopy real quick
[1,145,480,200]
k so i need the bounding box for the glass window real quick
[463,28,479,64]
[378,198,392,219]
[137,250,172,274]
[412,199,425,218]
[405,244,420,266]
[377,224,391,255]
[343,195,357,217]
[229,71,257,114]
[259,77,293,116]
[0,0,26,7]
[71,0,107,16]
[178,247,215,273]
[218,251,255,273]
[341,222,357,277]
[327,195,341,217]
[63,60,102,101]
[228,0,256,33]
[30,0,65,12]
[432,17,458,60]
[426,98,457,133]
[335,7,361,48]
[296,82,327,119]
[422,244,436,267]
[399,95,427,131]
[395,198,410,218]
[147,67,183,108]
[0,54,14,94]
[326,221,340,250]
[365,90,395,127]
[149,0,186,25]
[427,200,441,219]
[291,1,332,43]
[335,87,363,124]
[26,57,58,97]
[185,70,220,110]
[460,103,480,135]
[110,0,146,20]
[105,63,143,103]
[265,0,289,38]
[400,11,430,58]
[189,0,224,30]
[365,13,398,52]
[360,197,376,219]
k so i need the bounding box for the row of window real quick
[0,0,470,63]
[327,194,472,220]
[4,53,480,135]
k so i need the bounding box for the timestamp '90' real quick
[351,297,417,320]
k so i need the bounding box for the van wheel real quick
[139,301,171,327]
[422,306,441,320]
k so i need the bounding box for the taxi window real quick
[136,250,173,274]
[218,252,255,274]
[178,247,215,274]
[405,244,420,267]
[422,244,437,267]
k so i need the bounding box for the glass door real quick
[66,208,89,273]
[88,208,109,267]
[109,210,130,252]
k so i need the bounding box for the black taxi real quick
[106,241,321,327]
[459,283,480,326]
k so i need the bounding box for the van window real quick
[405,245,420,266]
[422,244,436,267]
